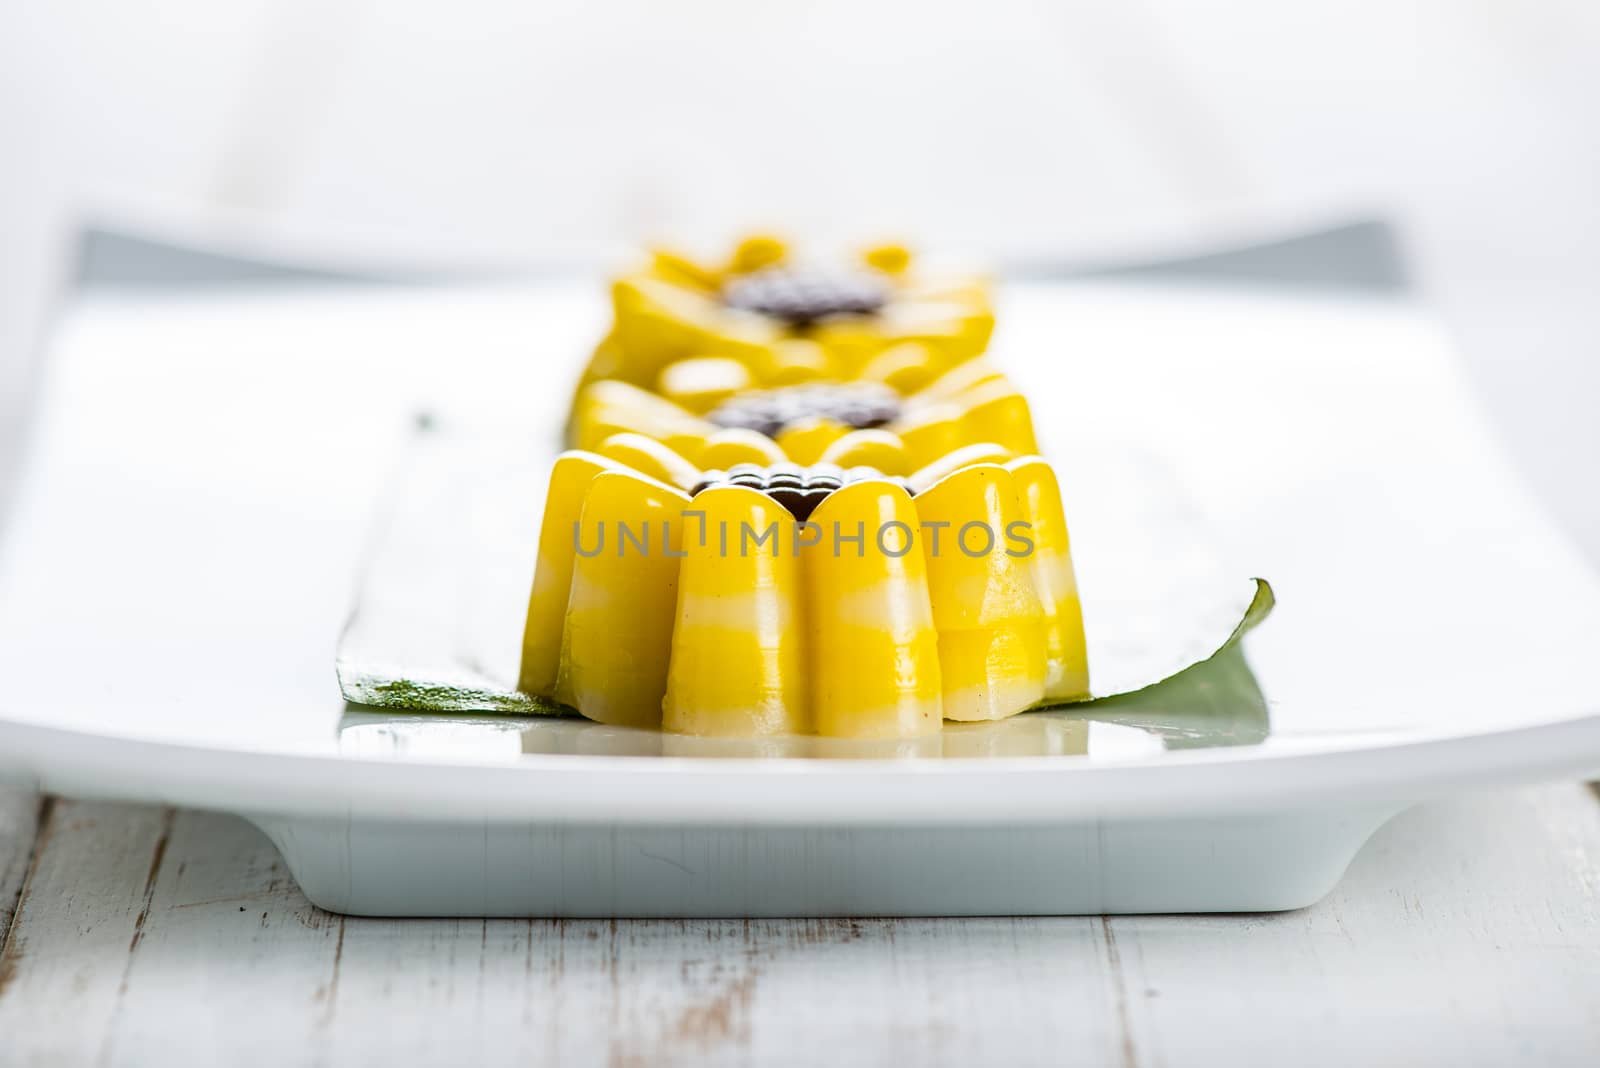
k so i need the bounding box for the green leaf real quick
[336,432,1274,724]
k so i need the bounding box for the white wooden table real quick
[2,783,1598,1065]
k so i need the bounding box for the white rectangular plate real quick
[2,280,1599,916]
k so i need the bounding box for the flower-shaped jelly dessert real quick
[573,234,996,418]
[517,434,1089,739]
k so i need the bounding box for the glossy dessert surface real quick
[517,443,1091,738]
[518,236,1097,738]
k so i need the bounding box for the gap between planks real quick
[0,790,50,985]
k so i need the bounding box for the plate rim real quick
[6,706,1600,826]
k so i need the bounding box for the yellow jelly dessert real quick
[572,235,996,423]
[517,440,1090,739]
[515,232,1097,740]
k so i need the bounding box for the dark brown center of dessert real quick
[690,462,914,522]
[706,381,902,440]
[721,267,890,327]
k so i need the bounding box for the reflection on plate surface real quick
[338,645,1270,762]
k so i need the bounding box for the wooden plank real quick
[1107,785,1600,1067]
[314,914,1123,1068]
[0,788,1597,1066]
[0,801,174,1063]
[0,802,344,1065]
[0,806,1124,1066]
[88,807,344,1064]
